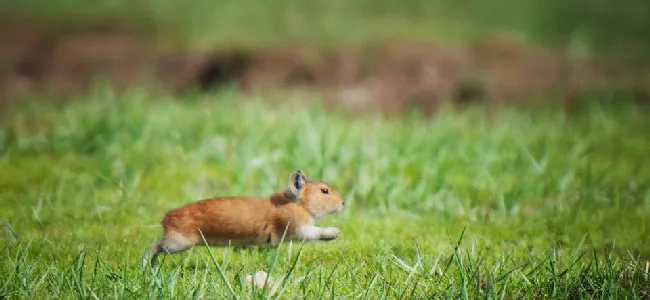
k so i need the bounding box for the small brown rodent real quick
[143,170,345,265]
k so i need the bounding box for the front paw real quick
[320,227,340,241]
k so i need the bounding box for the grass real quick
[1,88,650,298]
[1,0,501,49]
[5,0,650,64]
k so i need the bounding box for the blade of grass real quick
[198,229,236,299]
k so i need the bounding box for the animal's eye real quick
[321,188,329,194]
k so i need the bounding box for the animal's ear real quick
[288,170,307,199]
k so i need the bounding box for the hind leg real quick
[145,232,195,266]
[142,242,162,267]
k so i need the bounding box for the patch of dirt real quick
[0,15,641,115]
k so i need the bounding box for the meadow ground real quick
[1,88,649,299]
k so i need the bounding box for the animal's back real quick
[162,197,273,245]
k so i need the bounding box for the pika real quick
[143,170,345,265]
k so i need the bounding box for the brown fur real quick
[143,170,345,265]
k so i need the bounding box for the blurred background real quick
[1,1,650,298]
[1,0,649,112]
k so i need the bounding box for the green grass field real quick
[2,0,483,49]
[1,88,649,298]
[7,0,645,59]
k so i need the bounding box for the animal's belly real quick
[197,222,271,246]
[203,237,268,246]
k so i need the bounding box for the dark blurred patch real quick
[1,15,645,115]
[194,52,252,91]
